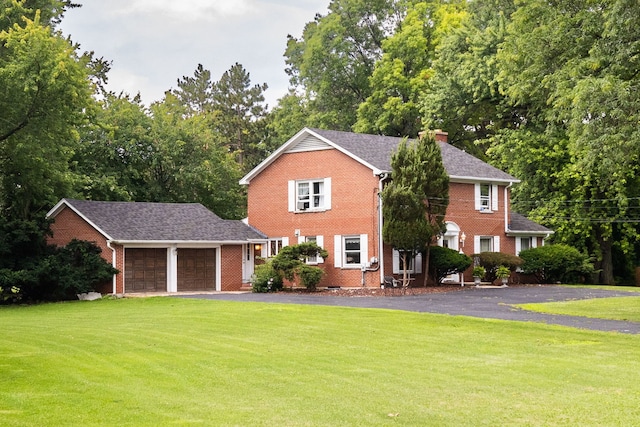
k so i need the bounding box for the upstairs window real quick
[288,178,331,212]
[480,184,491,211]
[475,183,498,212]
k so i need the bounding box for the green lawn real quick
[518,286,640,322]
[2,297,640,426]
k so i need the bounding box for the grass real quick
[2,297,640,426]
[518,286,640,321]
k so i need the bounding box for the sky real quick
[59,0,329,108]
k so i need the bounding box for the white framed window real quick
[288,178,332,212]
[474,236,500,253]
[392,249,423,274]
[515,236,537,255]
[475,183,498,212]
[297,235,324,264]
[268,238,286,257]
[333,234,368,268]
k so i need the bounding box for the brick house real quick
[47,199,265,294]
[240,128,552,287]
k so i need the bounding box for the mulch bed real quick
[280,284,469,297]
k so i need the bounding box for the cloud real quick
[109,0,254,22]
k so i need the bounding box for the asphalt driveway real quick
[177,285,640,334]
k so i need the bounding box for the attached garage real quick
[177,248,216,291]
[46,199,267,294]
[124,248,167,292]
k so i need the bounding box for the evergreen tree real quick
[382,133,449,287]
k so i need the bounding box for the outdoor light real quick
[254,243,262,251]
[460,232,466,247]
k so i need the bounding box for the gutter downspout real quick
[378,172,390,285]
[106,240,117,295]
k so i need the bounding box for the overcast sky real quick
[59,0,329,108]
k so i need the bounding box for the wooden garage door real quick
[177,248,216,291]
[125,248,167,292]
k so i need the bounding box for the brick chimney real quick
[418,129,448,143]
[434,129,448,143]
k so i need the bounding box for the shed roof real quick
[509,212,553,235]
[47,199,265,243]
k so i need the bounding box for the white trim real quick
[316,235,324,264]
[239,128,386,185]
[491,184,499,211]
[168,246,177,292]
[288,180,296,212]
[324,177,332,210]
[334,235,342,268]
[47,199,113,240]
[449,176,520,185]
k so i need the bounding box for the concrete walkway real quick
[175,285,640,334]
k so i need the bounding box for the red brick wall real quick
[247,149,381,288]
[48,206,121,293]
[220,245,244,291]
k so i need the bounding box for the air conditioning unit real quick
[297,202,308,211]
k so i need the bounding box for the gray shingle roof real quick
[53,199,265,242]
[310,128,518,183]
[509,212,553,234]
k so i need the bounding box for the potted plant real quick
[472,266,486,285]
[496,265,511,286]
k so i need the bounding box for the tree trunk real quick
[597,229,615,285]
[423,245,431,287]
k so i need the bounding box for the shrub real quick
[251,260,283,293]
[39,239,119,300]
[429,246,472,285]
[519,244,594,283]
[474,252,523,282]
[297,264,325,290]
[271,242,329,289]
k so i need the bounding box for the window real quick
[344,237,361,265]
[480,184,491,211]
[392,249,423,274]
[333,234,368,268]
[306,236,318,264]
[475,183,498,212]
[474,236,500,253]
[516,236,536,255]
[479,237,493,252]
[289,178,331,212]
[269,238,283,257]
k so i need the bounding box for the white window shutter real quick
[316,235,324,263]
[515,237,521,255]
[532,237,538,248]
[298,235,305,244]
[334,235,342,268]
[392,249,400,274]
[474,184,481,210]
[415,252,423,274]
[360,234,368,265]
[474,235,481,253]
[492,185,499,211]
[493,236,500,252]
[288,180,296,212]
[324,178,332,210]
[282,237,289,247]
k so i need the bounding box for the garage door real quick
[124,248,167,292]
[177,248,216,291]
